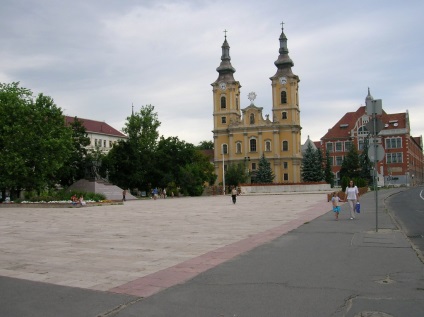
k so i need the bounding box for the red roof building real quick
[319,89,423,187]
[65,116,127,153]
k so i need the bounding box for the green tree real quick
[104,104,160,190]
[359,136,373,185]
[225,162,248,187]
[0,82,73,197]
[324,149,334,187]
[255,154,274,183]
[57,117,91,186]
[315,147,325,181]
[196,140,214,150]
[301,143,323,182]
[339,143,361,181]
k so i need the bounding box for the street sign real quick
[368,144,385,162]
[365,118,384,135]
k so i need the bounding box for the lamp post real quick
[222,153,225,195]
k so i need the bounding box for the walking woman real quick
[345,180,359,219]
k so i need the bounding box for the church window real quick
[283,162,288,169]
[221,96,226,109]
[250,113,255,124]
[265,140,271,152]
[283,173,289,181]
[250,139,257,152]
[252,163,257,170]
[236,97,239,110]
[236,142,242,154]
[282,140,288,151]
[222,144,228,154]
[282,111,287,119]
[221,116,226,124]
[280,91,287,104]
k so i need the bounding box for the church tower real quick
[269,23,302,182]
[212,24,302,187]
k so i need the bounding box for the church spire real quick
[273,22,294,77]
[216,29,236,82]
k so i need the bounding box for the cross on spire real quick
[223,29,227,39]
[280,21,284,30]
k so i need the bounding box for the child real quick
[331,192,342,220]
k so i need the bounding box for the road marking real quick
[420,189,424,201]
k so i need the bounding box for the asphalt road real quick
[386,186,424,258]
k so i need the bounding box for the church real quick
[212,23,302,184]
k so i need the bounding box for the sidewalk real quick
[1,189,423,316]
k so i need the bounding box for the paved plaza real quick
[0,193,329,297]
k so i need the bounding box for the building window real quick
[283,162,288,169]
[265,140,271,152]
[103,140,106,147]
[335,156,343,166]
[358,125,368,135]
[221,116,226,124]
[222,144,228,154]
[326,142,333,152]
[282,140,288,151]
[282,111,287,119]
[221,96,226,109]
[386,152,403,163]
[236,142,242,154]
[250,139,257,152]
[94,139,97,146]
[280,91,287,104]
[335,142,343,152]
[358,138,365,150]
[109,140,113,148]
[385,137,402,149]
[252,163,257,170]
[283,173,289,181]
[250,113,255,124]
[344,141,352,151]
[236,97,239,110]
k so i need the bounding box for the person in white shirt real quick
[345,180,359,220]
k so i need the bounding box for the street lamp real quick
[222,153,225,195]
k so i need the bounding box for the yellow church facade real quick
[212,24,302,184]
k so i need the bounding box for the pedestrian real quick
[122,189,127,202]
[345,180,359,219]
[231,186,237,204]
[163,188,167,199]
[79,195,86,206]
[153,188,158,200]
[331,192,341,220]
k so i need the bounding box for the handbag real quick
[356,202,361,213]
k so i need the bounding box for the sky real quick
[1,0,423,146]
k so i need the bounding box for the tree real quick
[339,143,361,182]
[57,117,91,186]
[196,140,214,150]
[301,143,323,182]
[255,154,274,183]
[104,104,161,190]
[225,163,248,187]
[324,149,334,187]
[0,82,73,197]
[359,136,373,185]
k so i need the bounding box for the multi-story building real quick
[65,116,127,153]
[320,89,423,186]
[212,24,302,184]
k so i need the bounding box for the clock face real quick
[279,77,287,84]
[219,82,227,90]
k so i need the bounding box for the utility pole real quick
[366,98,384,232]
